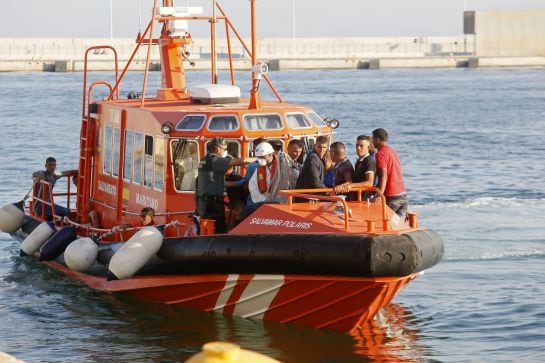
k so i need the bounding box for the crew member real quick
[196,137,256,233]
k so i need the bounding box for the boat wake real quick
[445,248,545,263]
[414,196,545,210]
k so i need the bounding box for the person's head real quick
[356,135,374,158]
[208,137,228,156]
[329,141,346,163]
[287,139,303,161]
[139,207,155,226]
[45,156,57,173]
[254,142,275,166]
[313,136,329,159]
[372,128,388,149]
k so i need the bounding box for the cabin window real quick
[144,135,153,187]
[103,125,113,174]
[154,137,165,191]
[226,140,241,159]
[112,127,120,177]
[243,114,283,130]
[176,114,206,131]
[123,129,133,181]
[208,115,240,131]
[172,139,199,191]
[307,111,327,127]
[133,132,143,184]
[248,139,283,156]
[286,113,312,129]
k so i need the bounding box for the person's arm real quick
[60,169,78,177]
[334,162,372,194]
[242,162,258,183]
[376,167,387,194]
[229,157,257,167]
[334,179,372,194]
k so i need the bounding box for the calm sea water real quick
[1,68,545,362]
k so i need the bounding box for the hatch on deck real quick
[189,84,241,104]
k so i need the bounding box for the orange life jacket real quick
[257,156,277,193]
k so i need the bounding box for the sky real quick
[1,0,545,39]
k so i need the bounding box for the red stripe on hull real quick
[263,276,414,332]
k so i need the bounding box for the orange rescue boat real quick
[0,0,443,333]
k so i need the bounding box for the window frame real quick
[206,114,241,132]
[242,113,284,131]
[285,112,312,129]
[175,114,207,131]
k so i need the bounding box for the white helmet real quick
[254,142,275,157]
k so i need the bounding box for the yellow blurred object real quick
[186,342,280,363]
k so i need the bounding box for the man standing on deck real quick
[32,156,77,219]
[196,137,256,234]
[295,135,329,191]
[372,128,408,217]
[287,139,304,180]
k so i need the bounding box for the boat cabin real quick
[91,89,333,236]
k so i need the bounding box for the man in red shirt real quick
[372,128,408,217]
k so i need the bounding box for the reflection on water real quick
[351,304,426,362]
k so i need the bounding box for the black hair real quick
[140,207,155,218]
[372,128,389,142]
[288,139,303,148]
[329,141,345,153]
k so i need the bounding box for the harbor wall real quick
[1,10,545,71]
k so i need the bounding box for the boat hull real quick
[43,259,418,332]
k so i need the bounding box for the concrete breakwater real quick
[1,36,545,72]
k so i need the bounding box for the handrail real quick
[87,82,114,112]
[278,187,391,232]
[281,191,351,229]
[31,176,77,222]
[82,45,119,118]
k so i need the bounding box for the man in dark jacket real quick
[295,135,329,191]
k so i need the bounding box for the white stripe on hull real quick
[213,274,285,319]
[233,275,284,319]
[214,274,239,313]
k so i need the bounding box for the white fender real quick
[108,227,163,280]
[0,203,25,233]
[20,222,55,255]
[64,238,99,272]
